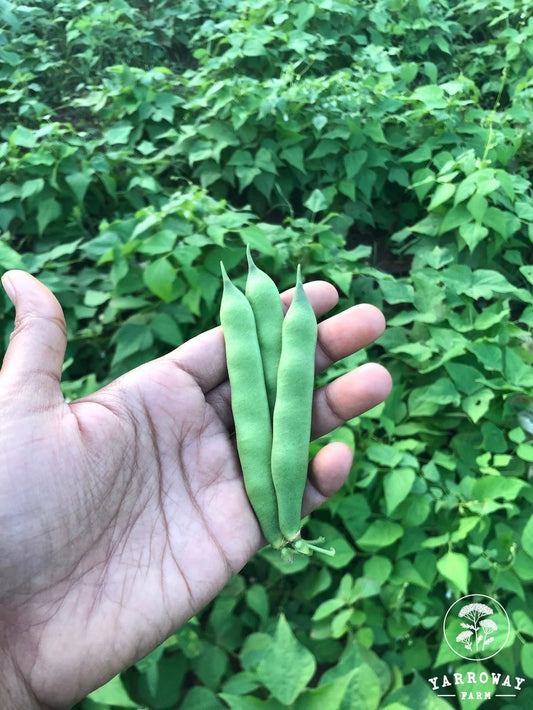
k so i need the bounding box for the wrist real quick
[0,632,56,710]
[0,653,37,710]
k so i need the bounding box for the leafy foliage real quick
[1,0,532,708]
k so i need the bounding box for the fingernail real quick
[1,274,16,304]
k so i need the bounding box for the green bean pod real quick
[219,262,283,549]
[244,246,284,415]
[271,266,317,542]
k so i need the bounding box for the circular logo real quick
[443,594,511,661]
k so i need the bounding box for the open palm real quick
[0,270,391,709]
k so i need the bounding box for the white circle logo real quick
[443,594,511,661]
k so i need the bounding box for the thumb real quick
[1,270,67,405]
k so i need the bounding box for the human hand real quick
[0,270,391,709]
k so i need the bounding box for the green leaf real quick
[143,257,176,302]
[137,229,177,256]
[338,178,356,201]
[521,514,533,558]
[21,177,45,199]
[191,642,228,690]
[394,559,431,589]
[323,641,390,705]
[517,443,533,462]
[246,584,270,622]
[520,265,533,286]
[11,124,38,148]
[312,598,345,622]
[364,556,393,585]
[312,115,328,132]
[516,200,533,221]
[84,290,110,307]
[444,363,484,395]
[475,172,500,196]
[182,686,225,710]
[87,675,138,707]
[104,121,134,145]
[336,494,371,543]
[324,664,382,710]
[221,671,260,696]
[385,672,452,709]
[436,551,469,594]
[428,182,455,210]
[411,84,447,109]
[480,421,507,454]
[304,188,330,213]
[240,225,277,256]
[150,312,182,346]
[366,443,403,468]
[454,176,477,204]
[0,182,21,202]
[357,520,404,552]
[37,197,62,234]
[504,347,533,388]
[111,323,154,366]
[309,140,341,160]
[521,643,533,677]
[401,495,431,527]
[32,239,82,269]
[466,192,488,222]
[403,145,433,164]
[483,206,519,238]
[439,204,470,234]
[475,300,510,329]
[280,145,306,173]
[219,694,277,709]
[257,614,316,705]
[380,279,414,304]
[294,671,356,710]
[408,378,461,417]
[136,653,186,706]
[468,342,503,372]
[399,62,419,83]
[243,38,267,57]
[351,576,382,602]
[308,520,355,569]
[444,265,519,300]
[471,475,525,502]
[66,171,92,202]
[458,221,488,251]
[390,342,434,365]
[415,244,456,269]
[236,165,261,191]
[0,241,24,270]
[344,150,368,179]
[450,516,480,542]
[384,468,416,515]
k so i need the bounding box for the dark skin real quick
[0,270,392,709]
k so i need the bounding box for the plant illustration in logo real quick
[456,602,497,653]
[443,594,511,661]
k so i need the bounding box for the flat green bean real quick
[219,262,283,549]
[270,266,317,542]
[244,246,283,415]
